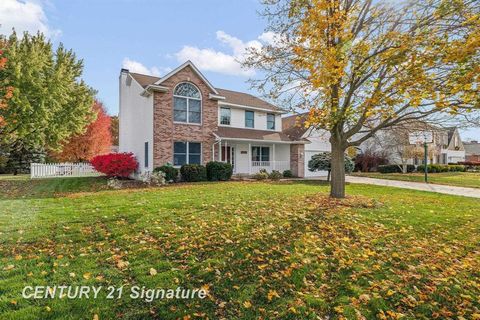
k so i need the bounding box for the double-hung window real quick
[220,107,231,125]
[251,146,270,162]
[245,110,254,128]
[173,142,201,166]
[267,113,275,130]
[173,83,201,124]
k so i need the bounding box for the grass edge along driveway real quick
[351,171,480,189]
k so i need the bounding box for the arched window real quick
[173,83,201,124]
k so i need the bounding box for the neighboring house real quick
[119,61,309,177]
[359,125,466,165]
[282,113,331,177]
[464,141,480,162]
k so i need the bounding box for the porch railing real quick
[251,161,290,173]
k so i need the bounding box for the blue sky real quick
[1,0,479,140]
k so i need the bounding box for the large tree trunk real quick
[330,139,346,198]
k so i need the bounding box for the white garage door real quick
[304,150,329,177]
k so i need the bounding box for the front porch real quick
[212,139,291,175]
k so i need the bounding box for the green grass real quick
[352,171,480,188]
[0,174,109,199]
[0,177,479,319]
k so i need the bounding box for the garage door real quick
[304,150,329,177]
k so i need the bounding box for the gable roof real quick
[127,61,284,112]
[153,61,219,94]
[216,88,283,112]
[282,113,310,140]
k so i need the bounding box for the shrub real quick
[253,171,268,180]
[91,153,138,178]
[180,164,207,182]
[268,170,283,180]
[206,161,233,181]
[139,171,166,186]
[416,164,465,173]
[308,152,354,181]
[282,169,293,178]
[377,164,415,173]
[154,163,179,182]
[448,165,465,172]
[107,177,122,189]
[354,150,388,172]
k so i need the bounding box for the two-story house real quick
[119,61,308,177]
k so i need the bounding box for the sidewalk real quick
[306,175,480,198]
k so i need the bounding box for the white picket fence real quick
[30,162,102,179]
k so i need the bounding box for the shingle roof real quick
[215,88,282,112]
[129,73,161,88]
[281,113,310,140]
[464,142,480,155]
[215,126,302,142]
[128,72,283,112]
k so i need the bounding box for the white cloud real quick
[122,58,170,77]
[258,31,279,46]
[174,31,275,77]
[0,0,60,37]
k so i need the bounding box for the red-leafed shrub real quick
[90,153,138,178]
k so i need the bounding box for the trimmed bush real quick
[282,169,293,178]
[180,164,207,182]
[206,161,233,181]
[91,153,138,178]
[253,171,268,180]
[154,163,179,182]
[416,164,465,173]
[268,170,283,180]
[448,165,466,172]
[378,164,415,174]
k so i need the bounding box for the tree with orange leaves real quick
[52,101,112,162]
[245,0,480,198]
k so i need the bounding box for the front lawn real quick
[0,178,479,319]
[352,171,480,189]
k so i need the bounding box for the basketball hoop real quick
[408,131,433,183]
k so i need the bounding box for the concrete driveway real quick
[306,175,480,198]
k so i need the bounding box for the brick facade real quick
[290,144,305,177]
[153,66,218,168]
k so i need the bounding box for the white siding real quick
[303,128,331,177]
[218,105,282,132]
[119,72,154,173]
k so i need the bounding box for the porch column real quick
[272,144,276,170]
[224,140,228,163]
[219,140,222,161]
[248,143,251,174]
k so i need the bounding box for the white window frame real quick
[266,113,275,130]
[245,110,255,128]
[173,82,202,125]
[251,145,270,162]
[220,107,231,126]
[173,141,202,167]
